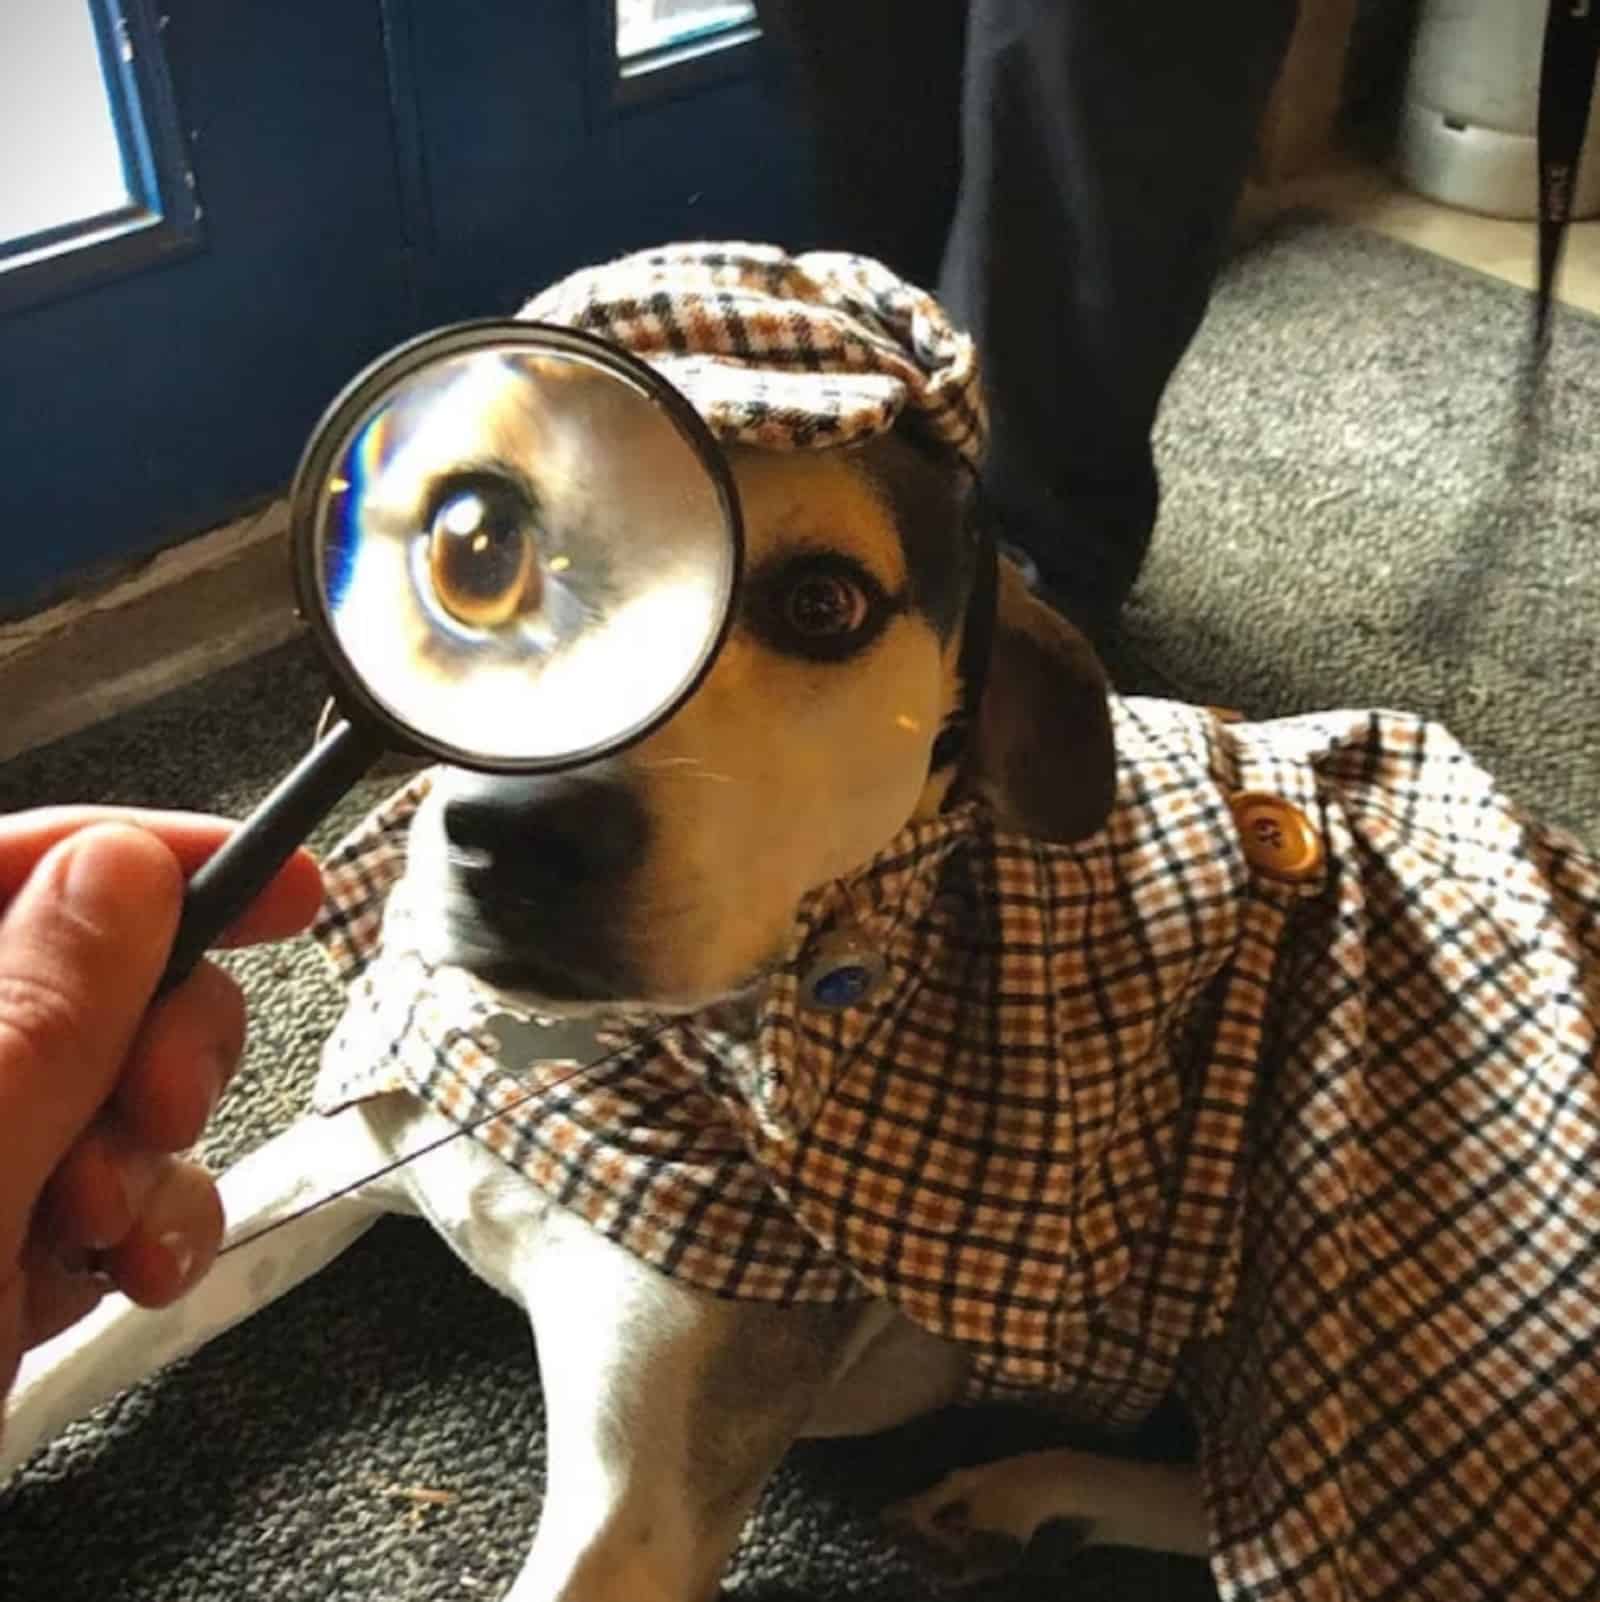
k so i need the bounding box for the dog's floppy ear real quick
[962,558,1117,843]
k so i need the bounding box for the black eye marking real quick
[746,552,898,663]
[421,469,543,629]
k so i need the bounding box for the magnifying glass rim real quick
[288,318,745,775]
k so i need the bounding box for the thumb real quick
[0,824,182,1269]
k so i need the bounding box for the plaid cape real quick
[310,696,1600,1601]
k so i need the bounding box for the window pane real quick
[0,0,131,246]
[616,0,756,61]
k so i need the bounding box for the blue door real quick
[0,0,807,614]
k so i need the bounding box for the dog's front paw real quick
[884,1459,1092,1587]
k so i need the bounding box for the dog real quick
[5,245,1597,1602]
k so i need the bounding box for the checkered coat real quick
[311,696,1600,1602]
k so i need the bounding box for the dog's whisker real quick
[632,756,737,783]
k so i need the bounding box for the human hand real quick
[0,810,322,1408]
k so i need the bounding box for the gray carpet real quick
[1,213,1595,1602]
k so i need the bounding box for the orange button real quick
[1229,792,1324,883]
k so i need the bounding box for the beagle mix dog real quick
[7,251,1597,1602]
[1,403,1194,1599]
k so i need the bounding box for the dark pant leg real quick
[756,0,1299,632]
[752,0,966,287]
[944,0,1299,629]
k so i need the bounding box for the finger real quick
[36,1121,165,1254]
[0,825,180,1268]
[98,1159,223,1309]
[36,957,244,1251]
[0,809,323,947]
[214,850,325,949]
[19,1240,112,1351]
[113,959,245,1152]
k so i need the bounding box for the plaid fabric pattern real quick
[312,776,859,1303]
[1182,713,1600,1602]
[309,697,1600,1601]
[518,243,987,473]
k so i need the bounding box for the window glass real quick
[0,0,131,247]
[616,0,757,62]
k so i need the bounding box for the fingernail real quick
[118,1149,163,1226]
[160,1231,196,1286]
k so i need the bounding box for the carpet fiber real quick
[2,214,1595,1601]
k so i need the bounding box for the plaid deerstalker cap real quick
[519,242,988,473]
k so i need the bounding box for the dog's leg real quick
[497,1206,871,1602]
[2,1104,399,1476]
[885,1445,1207,1583]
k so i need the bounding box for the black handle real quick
[1537,1,1600,343]
[158,719,383,994]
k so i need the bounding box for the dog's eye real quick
[426,480,542,628]
[748,555,892,662]
[783,573,870,639]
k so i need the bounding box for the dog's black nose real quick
[442,772,649,889]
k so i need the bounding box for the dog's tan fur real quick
[562,445,966,1004]
[380,356,1115,1011]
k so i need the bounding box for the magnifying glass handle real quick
[157,718,384,995]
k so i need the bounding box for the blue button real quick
[809,963,872,1008]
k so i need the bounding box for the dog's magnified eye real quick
[783,573,870,639]
[426,478,542,628]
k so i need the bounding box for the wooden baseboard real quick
[0,501,303,765]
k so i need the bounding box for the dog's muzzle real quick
[424,768,650,1001]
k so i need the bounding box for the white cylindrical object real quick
[1397,0,1600,219]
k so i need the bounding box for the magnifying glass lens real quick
[303,332,740,770]
[161,324,741,995]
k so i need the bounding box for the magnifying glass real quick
[159,321,743,989]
